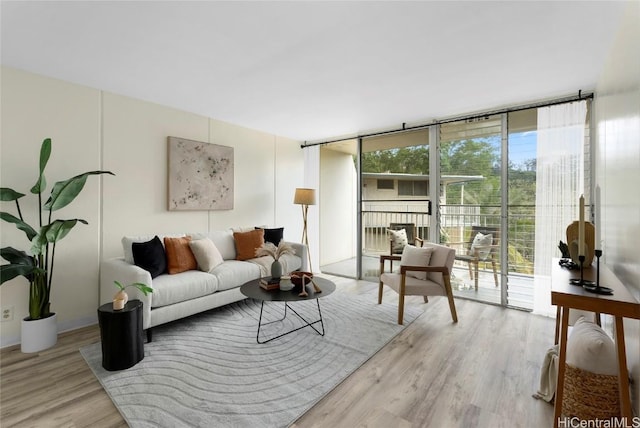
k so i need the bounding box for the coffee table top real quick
[240,276,336,302]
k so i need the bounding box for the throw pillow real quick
[388,228,408,253]
[400,245,433,280]
[164,236,198,274]
[234,229,265,261]
[470,232,493,260]
[132,236,167,278]
[566,317,618,375]
[256,227,284,245]
[189,238,224,272]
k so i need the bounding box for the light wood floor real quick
[0,277,555,427]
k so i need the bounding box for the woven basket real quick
[562,363,620,420]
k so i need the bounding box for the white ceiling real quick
[1,1,628,142]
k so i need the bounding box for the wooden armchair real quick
[379,242,458,325]
[450,226,499,290]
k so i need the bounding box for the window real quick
[398,180,428,196]
[377,179,394,190]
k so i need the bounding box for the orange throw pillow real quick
[164,236,198,274]
[234,229,265,261]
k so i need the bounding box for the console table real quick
[551,259,640,427]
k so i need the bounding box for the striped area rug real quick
[81,288,421,427]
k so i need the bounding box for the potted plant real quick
[112,280,153,310]
[0,138,113,352]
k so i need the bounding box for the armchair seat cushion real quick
[380,273,445,296]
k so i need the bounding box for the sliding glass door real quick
[439,115,505,305]
[316,99,591,313]
[360,130,431,282]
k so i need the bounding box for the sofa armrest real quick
[286,241,309,272]
[100,257,153,329]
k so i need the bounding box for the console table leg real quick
[553,306,570,428]
[614,316,632,423]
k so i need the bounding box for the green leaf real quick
[44,170,114,211]
[0,212,38,241]
[30,138,51,194]
[43,219,88,242]
[0,264,37,285]
[0,188,25,202]
[133,283,154,295]
[31,219,88,255]
[0,247,33,265]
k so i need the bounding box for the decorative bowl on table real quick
[290,271,313,286]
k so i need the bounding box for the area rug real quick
[81,290,421,428]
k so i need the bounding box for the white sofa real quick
[99,230,307,341]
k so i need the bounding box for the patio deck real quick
[320,255,534,310]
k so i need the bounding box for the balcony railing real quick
[362,203,536,275]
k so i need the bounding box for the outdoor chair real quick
[378,242,458,325]
[387,222,424,272]
[450,226,499,290]
[388,222,423,255]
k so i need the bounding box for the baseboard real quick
[0,314,98,349]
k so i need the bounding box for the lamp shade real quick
[294,188,316,206]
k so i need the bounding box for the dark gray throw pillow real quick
[132,235,167,278]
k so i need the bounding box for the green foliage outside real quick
[359,136,537,273]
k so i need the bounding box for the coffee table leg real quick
[256,299,325,344]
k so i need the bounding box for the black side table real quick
[97,299,144,371]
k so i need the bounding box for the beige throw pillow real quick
[400,245,433,280]
[189,238,224,272]
[470,232,492,260]
[388,228,408,253]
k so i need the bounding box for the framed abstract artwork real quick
[168,136,234,210]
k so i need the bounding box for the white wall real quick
[0,67,303,347]
[594,0,640,413]
[319,148,357,266]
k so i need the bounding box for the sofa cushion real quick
[256,227,284,245]
[132,236,167,278]
[164,236,198,274]
[189,238,224,272]
[122,233,185,264]
[210,260,261,291]
[150,270,219,308]
[234,229,265,261]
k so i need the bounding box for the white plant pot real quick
[21,313,57,353]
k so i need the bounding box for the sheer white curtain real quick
[533,100,587,316]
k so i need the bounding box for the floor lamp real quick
[294,188,315,273]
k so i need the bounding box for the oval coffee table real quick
[240,276,336,343]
